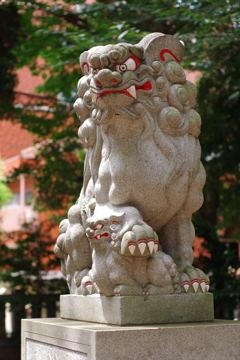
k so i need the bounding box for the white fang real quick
[127,85,137,99]
[86,284,93,294]
[91,92,98,103]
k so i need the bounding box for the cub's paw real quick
[73,269,97,295]
[78,275,96,295]
[180,266,210,293]
[121,224,159,257]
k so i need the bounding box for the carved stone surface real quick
[26,340,87,360]
[22,318,240,360]
[60,293,214,325]
[54,33,210,305]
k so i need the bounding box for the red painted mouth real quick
[91,81,152,102]
[137,81,152,92]
[89,232,109,240]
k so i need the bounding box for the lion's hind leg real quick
[145,251,180,295]
[159,162,209,293]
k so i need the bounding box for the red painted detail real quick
[128,241,136,247]
[136,81,152,92]
[183,280,190,285]
[85,281,92,287]
[154,240,159,244]
[112,79,118,84]
[93,81,152,101]
[115,55,141,72]
[159,49,180,63]
[191,279,199,284]
[96,80,101,86]
[130,55,141,68]
[89,232,109,240]
[137,239,147,244]
[200,279,206,283]
[112,221,119,224]
[114,292,120,295]
[148,238,154,242]
[95,232,108,239]
[82,62,90,73]
[206,281,210,285]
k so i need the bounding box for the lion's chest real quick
[95,138,189,229]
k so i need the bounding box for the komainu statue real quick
[54,33,210,297]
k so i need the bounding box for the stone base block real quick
[60,293,214,325]
[21,318,240,360]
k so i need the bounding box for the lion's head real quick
[75,33,201,141]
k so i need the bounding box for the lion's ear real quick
[138,33,184,65]
[79,51,90,75]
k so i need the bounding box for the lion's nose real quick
[94,69,122,87]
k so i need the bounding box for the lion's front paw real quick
[121,224,159,256]
[180,266,210,293]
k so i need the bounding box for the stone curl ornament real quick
[54,33,210,297]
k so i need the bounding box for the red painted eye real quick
[115,56,140,73]
[94,223,104,230]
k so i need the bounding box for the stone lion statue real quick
[54,33,210,296]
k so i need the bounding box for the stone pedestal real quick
[22,318,240,360]
[60,293,214,325]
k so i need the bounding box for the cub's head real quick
[85,213,123,250]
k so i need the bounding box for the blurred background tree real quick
[0,0,239,320]
[0,161,12,208]
[0,159,12,208]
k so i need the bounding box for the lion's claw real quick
[121,224,159,256]
[180,266,210,293]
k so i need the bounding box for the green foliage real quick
[1,0,240,319]
[0,221,68,295]
[194,219,240,319]
[0,181,12,208]
[192,14,240,316]
[0,222,68,343]
[0,2,22,118]
[0,161,12,208]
